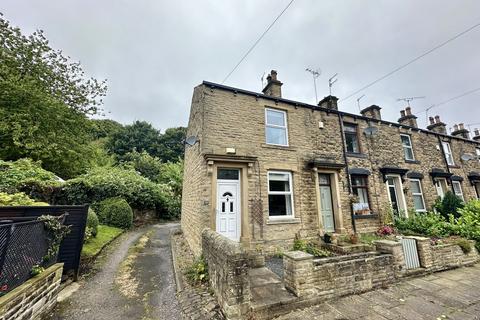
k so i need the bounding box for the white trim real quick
[410,179,426,212]
[385,174,408,217]
[400,134,415,161]
[265,108,289,146]
[476,148,480,163]
[442,141,454,166]
[216,172,241,242]
[267,170,295,219]
[452,181,465,201]
[435,178,447,199]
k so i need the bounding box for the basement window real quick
[265,108,288,146]
[268,171,294,218]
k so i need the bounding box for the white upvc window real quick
[267,171,294,218]
[452,181,464,201]
[476,148,480,163]
[410,179,426,212]
[265,108,288,146]
[400,134,415,161]
[442,141,454,165]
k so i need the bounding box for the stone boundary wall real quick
[201,229,251,320]
[0,263,63,320]
[284,251,396,299]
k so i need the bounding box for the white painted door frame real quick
[385,174,408,217]
[216,176,241,242]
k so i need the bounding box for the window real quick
[351,175,370,215]
[442,141,454,165]
[268,171,294,218]
[476,148,480,163]
[410,179,426,212]
[452,181,464,201]
[344,123,360,153]
[265,108,288,146]
[217,168,239,180]
[400,134,415,161]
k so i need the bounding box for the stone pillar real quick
[374,240,405,273]
[405,236,433,268]
[283,251,314,297]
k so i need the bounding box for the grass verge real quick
[82,225,124,258]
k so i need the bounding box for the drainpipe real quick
[338,115,356,233]
[437,135,455,193]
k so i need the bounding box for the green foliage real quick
[82,225,123,257]
[0,192,49,206]
[293,238,332,257]
[89,119,123,139]
[38,215,70,262]
[156,127,187,162]
[433,191,464,219]
[95,198,133,229]
[186,256,209,285]
[30,265,45,276]
[122,151,163,182]
[87,208,99,237]
[394,212,450,238]
[158,160,183,219]
[454,239,472,254]
[59,166,166,211]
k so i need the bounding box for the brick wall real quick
[201,229,251,320]
[0,263,63,320]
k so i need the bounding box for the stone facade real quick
[181,71,480,255]
[0,263,63,320]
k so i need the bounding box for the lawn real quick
[82,225,124,258]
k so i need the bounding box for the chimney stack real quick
[318,95,339,111]
[451,122,470,139]
[473,129,480,142]
[360,105,382,120]
[427,115,447,134]
[262,70,283,98]
[398,107,418,128]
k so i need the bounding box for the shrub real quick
[86,208,99,237]
[59,166,166,211]
[0,192,49,206]
[96,198,133,229]
[186,256,209,285]
[454,239,472,254]
[394,212,450,238]
[434,191,464,219]
[293,238,332,257]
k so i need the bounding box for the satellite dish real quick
[363,126,378,137]
[461,153,474,161]
[185,135,199,146]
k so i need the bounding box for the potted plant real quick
[323,232,332,244]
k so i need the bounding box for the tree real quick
[106,121,162,160]
[90,119,124,139]
[157,127,187,162]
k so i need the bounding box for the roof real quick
[201,80,480,145]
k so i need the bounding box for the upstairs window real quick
[410,179,426,212]
[476,148,480,163]
[400,134,415,161]
[268,171,294,218]
[351,175,371,215]
[344,123,360,153]
[452,181,464,201]
[265,108,288,146]
[442,141,454,165]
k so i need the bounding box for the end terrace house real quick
[181,70,480,255]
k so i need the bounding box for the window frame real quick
[452,181,464,201]
[350,174,371,215]
[265,108,289,146]
[476,148,480,163]
[400,134,415,161]
[343,122,361,154]
[442,141,455,166]
[267,171,295,219]
[410,179,426,212]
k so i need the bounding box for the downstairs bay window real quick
[268,171,294,218]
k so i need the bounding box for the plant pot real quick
[323,234,332,244]
[350,233,360,244]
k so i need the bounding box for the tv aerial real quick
[397,96,425,108]
[305,68,321,102]
[329,73,338,96]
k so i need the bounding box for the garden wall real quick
[0,263,63,320]
[201,229,251,320]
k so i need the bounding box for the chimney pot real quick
[435,115,441,123]
[429,117,435,125]
[453,124,459,132]
[405,107,412,115]
[400,110,406,117]
[475,129,480,136]
[270,70,277,81]
[262,70,283,98]
[459,123,465,130]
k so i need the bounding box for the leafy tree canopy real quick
[89,119,124,139]
[157,127,187,162]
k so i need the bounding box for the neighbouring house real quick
[181,70,480,255]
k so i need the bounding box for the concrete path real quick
[47,223,180,320]
[276,264,480,320]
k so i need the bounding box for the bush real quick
[293,238,332,258]
[0,192,49,206]
[157,160,183,219]
[186,256,209,285]
[434,191,464,219]
[59,166,166,211]
[96,198,133,229]
[87,208,99,237]
[454,239,472,254]
[394,212,450,238]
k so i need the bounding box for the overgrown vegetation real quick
[433,191,464,219]
[38,215,71,263]
[293,238,332,257]
[85,208,99,241]
[95,198,134,229]
[186,256,209,285]
[82,225,123,258]
[0,192,49,206]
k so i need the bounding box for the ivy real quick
[37,215,70,263]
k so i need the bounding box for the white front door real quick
[386,175,407,217]
[216,169,241,241]
[435,179,446,198]
[319,174,335,233]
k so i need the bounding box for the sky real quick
[2,0,480,133]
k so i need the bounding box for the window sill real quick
[346,152,367,159]
[266,218,301,225]
[262,144,297,151]
[353,214,379,220]
[448,165,460,169]
[405,159,420,164]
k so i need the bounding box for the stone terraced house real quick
[181,70,480,255]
